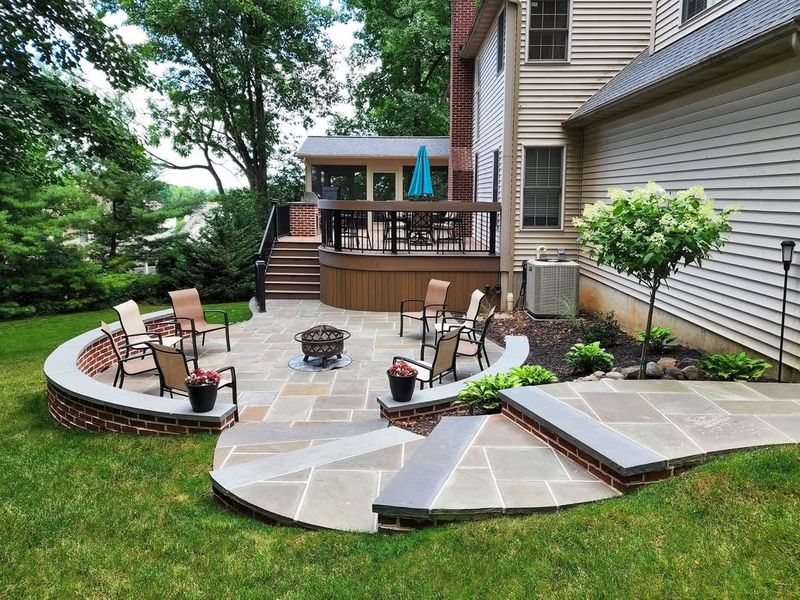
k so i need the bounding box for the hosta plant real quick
[508,365,558,387]
[565,342,614,374]
[453,373,519,415]
[700,352,771,381]
[574,183,737,378]
[636,326,676,354]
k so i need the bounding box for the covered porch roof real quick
[296,136,449,160]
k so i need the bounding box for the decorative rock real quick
[593,370,606,378]
[622,366,640,380]
[657,357,677,370]
[604,371,624,380]
[678,357,700,369]
[583,375,599,382]
[665,367,685,380]
[682,365,700,380]
[646,362,664,378]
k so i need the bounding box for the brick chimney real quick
[448,0,476,201]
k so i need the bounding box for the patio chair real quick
[434,288,486,341]
[399,278,451,337]
[99,321,157,388]
[434,211,465,253]
[113,300,184,356]
[147,342,238,421]
[168,288,231,352]
[393,325,463,389]
[407,211,435,247]
[455,307,496,370]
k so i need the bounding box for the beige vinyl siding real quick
[651,0,749,52]
[512,0,652,268]
[474,16,505,203]
[579,55,800,369]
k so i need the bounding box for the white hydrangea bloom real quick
[634,218,647,231]
[659,214,677,231]
[649,232,666,248]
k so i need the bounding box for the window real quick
[683,0,721,21]
[523,147,563,228]
[492,149,500,202]
[311,165,366,200]
[402,166,448,199]
[497,9,506,73]
[528,0,569,61]
[372,172,396,201]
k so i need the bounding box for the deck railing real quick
[318,200,500,256]
[255,202,291,312]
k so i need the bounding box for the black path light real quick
[778,240,796,382]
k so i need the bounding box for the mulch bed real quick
[487,310,703,380]
[389,406,471,437]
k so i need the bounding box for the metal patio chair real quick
[147,342,238,421]
[393,325,463,389]
[455,306,496,370]
[399,278,451,337]
[434,288,486,341]
[168,288,231,352]
[99,321,157,388]
[113,300,184,356]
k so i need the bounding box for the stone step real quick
[266,280,321,292]
[500,386,669,489]
[213,419,389,470]
[373,414,619,529]
[211,426,423,532]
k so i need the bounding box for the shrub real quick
[636,326,676,354]
[581,311,621,347]
[453,373,519,415]
[99,273,165,305]
[700,352,771,381]
[565,342,614,374]
[574,183,737,377]
[508,365,558,386]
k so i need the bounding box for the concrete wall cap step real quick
[500,386,668,476]
[216,419,388,449]
[373,416,486,517]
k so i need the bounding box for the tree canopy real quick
[111,0,338,212]
[0,0,148,176]
[331,0,451,136]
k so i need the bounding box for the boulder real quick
[604,371,624,380]
[621,366,640,380]
[582,375,599,382]
[678,357,701,369]
[646,362,664,378]
[593,370,606,378]
[665,367,686,380]
[657,357,677,370]
[682,365,700,380]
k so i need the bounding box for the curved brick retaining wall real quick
[44,309,237,435]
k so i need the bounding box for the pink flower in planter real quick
[185,368,221,386]
[388,360,417,377]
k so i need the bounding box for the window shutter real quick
[522,147,563,228]
[497,9,506,73]
[492,149,499,202]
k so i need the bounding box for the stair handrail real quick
[255,202,281,312]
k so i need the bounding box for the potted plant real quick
[387,360,418,402]
[185,368,221,413]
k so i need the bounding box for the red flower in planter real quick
[185,368,221,386]
[388,360,417,377]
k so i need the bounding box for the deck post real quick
[333,210,342,252]
[489,212,498,255]
[390,211,398,254]
[255,260,266,312]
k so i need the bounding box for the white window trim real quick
[681,0,728,25]
[520,143,566,232]
[524,0,573,64]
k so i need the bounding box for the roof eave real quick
[461,0,517,59]
[564,20,800,130]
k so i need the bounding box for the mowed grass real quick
[1,306,799,598]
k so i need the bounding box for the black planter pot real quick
[387,373,416,403]
[187,384,219,413]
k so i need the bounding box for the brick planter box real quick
[43,309,237,436]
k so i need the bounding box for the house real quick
[295,136,450,201]
[453,0,800,373]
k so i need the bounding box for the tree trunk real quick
[638,283,660,380]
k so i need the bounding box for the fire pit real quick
[293,325,351,368]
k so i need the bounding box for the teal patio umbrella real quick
[407,145,434,198]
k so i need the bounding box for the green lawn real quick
[1,307,799,598]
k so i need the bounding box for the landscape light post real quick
[778,240,795,382]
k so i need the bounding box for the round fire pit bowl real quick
[293,325,351,368]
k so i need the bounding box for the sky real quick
[92,10,361,191]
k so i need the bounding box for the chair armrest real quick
[169,317,196,333]
[216,365,236,382]
[400,299,423,311]
[422,303,446,318]
[203,310,229,326]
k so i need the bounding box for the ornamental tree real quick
[573,183,738,379]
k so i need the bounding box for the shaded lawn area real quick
[1,307,799,598]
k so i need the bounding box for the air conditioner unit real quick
[525,260,579,318]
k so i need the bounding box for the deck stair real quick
[265,238,320,300]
